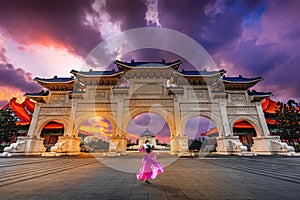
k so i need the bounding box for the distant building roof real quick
[140,128,155,137]
[262,97,279,114]
[1,97,64,128]
[0,97,34,125]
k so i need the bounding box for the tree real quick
[274,99,300,146]
[0,108,21,145]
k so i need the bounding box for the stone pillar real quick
[106,99,127,156]
[169,98,190,156]
[219,101,231,137]
[108,135,127,155]
[170,136,190,156]
[27,102,42,137]
[173,98,181,137]
[115,99,124,137]
[65,102,77,137]
[255,102,270,136]
[215,102,249,156]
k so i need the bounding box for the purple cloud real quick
[0,63,42,93]
[0,0,101,57]
[0,0,299,103]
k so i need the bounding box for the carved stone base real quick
[216,136,249,156]
[170,136,192,156]
[108,136,127,156]
[251,136,296,156]
[50,136,81,155]
[103,152,121,156]
[3,136,45,156]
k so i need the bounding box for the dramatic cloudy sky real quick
[1,0,300,139]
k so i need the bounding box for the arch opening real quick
[233,119,257,151]
[126,112,171,151]
[185,116,218,152]
[41,120,64,152]
[78,116,112,152]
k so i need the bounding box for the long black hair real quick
[145,140,151,153]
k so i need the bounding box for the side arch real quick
[181,112,223,137]
[74,112,116,137]
[228,116,262,137]
[35,116,69,137]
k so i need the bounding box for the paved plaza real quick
[0,153,300,200]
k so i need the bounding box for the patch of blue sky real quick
[243,3,267,26]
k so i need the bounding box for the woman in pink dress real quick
[136,140,164,184]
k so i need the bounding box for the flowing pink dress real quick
[136,148,164,181]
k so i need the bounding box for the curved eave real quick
[35,77,75,85]
[222,78,262,84]
[24,93,49,98]
[249,93,272,102]
[115,60,182,70]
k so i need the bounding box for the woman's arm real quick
[138,147,146,153]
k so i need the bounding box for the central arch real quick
[123,108,176,138]
[124,110,174,151]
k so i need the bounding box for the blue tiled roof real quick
[248,90,272,96]
[25,90,49,96]
[78,71,119,75]
[34,76,74,83]
[115,60,181,67]
[140,129,155,137]
[222,75,262,82]
[71,69,121,76]
[179,69,226,76]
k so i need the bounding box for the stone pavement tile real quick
[2,155,300,200]
[128,194,148,200]
[147,185,167,195]
[202,192,234,200]
[148,194,168,200]
[67,194,104,200]
[130,183,149,195]
[182,189,207,199]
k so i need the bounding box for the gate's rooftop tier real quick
[34,76,75,91]
[222,75,263,90]
[32,60,269,92]
[24,90,49,103]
